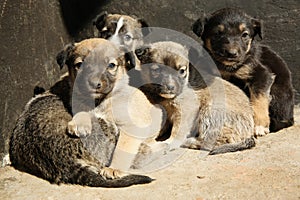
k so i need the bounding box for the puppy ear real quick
[135,46,150,58]
[124,51,136,70]
[56,43,75,69]
[138,18,151,36]
[93,11,108,31]
[192,18,204,37]
[251,18,263,40]
[138,18,149,28]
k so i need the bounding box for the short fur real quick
[67,41,165,171]
[135,41,256,155]
[94,12,149,52]
[192,8,294,133]
[9,38,152,187]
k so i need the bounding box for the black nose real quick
[225,49,239,58]
[89,79,102,89]
[95,83,102,89]
[166,84,175,91]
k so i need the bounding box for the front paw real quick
[255,125,270,137]
[68,112,92,137]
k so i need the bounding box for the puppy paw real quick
[100,167,127,179]
[68,112,92,137]
[255,125,270,137]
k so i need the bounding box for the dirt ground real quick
[1,106,299,200]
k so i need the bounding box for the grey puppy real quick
[9,38,153,187]
[135,41,256,155]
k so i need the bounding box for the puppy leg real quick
[109,131,144,171]
[251,94,270,136]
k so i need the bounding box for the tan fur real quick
[251,94,270,136]
[218,24,225,32]
[66,38,134,179]
[138,41,255,153]
[68,39,164,171]
[205,38,213,53]
[239,23,246,32]
[9,38,153,187]
[234,64,253,80]
[92,74,164,171]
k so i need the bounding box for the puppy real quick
[9,38,153,187]
[192,8,294,133]
[93,12,149,52]
[67,41,165,171]
[135,41,255,155]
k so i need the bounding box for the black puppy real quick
[192,8,294,133]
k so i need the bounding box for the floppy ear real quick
[251,18,263,40]
[56,43,75,69]
[138,18,151,36]
[93,11,108,31]
[192,18,204,37]
[124,51,136,70]
[135,46,150,58]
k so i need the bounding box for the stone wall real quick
[0,0,299,160]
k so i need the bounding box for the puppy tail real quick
[208,137,256,155]
[73,167,153,187]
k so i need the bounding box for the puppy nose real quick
[167,84,175,91]
[95,83,102,89]
[89,79,102,89]
[225,49,238,58]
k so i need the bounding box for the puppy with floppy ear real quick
[65,40,165,171]
[93,12,150,52]
[136,41,256,155]
[9,38,153,187]
[192,8,293,135]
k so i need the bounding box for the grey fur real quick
[9,38,153,187]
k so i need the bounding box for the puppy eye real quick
[123,34,132,41]
[107,63,117,71]
[74,62,82,70]
[152,66,161,73]
[241,31,250,38]
[151,65,161,77]
[178,66,187,77]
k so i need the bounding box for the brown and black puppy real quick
[93,12,149,52]
[9,38,153,187]
[192,8,294,133]
[135,41,255,155]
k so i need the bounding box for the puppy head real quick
[56,38,135,100]
[93,12,149,51]
[192,8,262,68]
[135,41,189,99]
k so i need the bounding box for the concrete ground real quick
[1,107,299,200]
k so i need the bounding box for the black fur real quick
[192,8,294,132]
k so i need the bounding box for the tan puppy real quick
[135,41,256,154]
[9,38,153,187]
[67,40,165,171]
